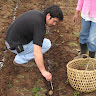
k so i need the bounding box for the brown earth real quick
[0,0,96,96]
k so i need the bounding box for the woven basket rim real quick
[67,58,96,72]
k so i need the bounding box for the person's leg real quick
[22,38,51,62]
[79,18,91,44]
[87,21,96,58]
[74,18,91,59]
[5,38,51,64]
[41,38,51,53]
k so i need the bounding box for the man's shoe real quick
[13,60,35,67]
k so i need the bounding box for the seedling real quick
[69,42,78,47]
[14,80,19,83]
[60,35,64,37]
[73,91,80,96]
[18,75,24,78]
[53,29,57,31]
[10,8,14,12]
[31,86,43,96]
[8,83,12,87]
[57,86,62,91]
[65,78,69,84]
[62,41,65,43]
[22,87,29,92]
[73,32,79,37]
[69,0,73,4]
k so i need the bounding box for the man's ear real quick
[46,13,51,19]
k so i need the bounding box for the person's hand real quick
[73,13,79,24]
[41,70,52,81]
[73,10,80,24]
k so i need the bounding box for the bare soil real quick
[0,0,96,96]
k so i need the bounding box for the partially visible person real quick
[5,5,63,81]
[73,0,96,58]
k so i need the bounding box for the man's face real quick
[46,13,59,26]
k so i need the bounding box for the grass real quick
[60,35,64,37]
[55,62,59,67]
[31,86,44,96]
[13,0,19,2]
[53,29,57,31]
[62,41,65,43]
[14,80,19,83]
[73,91,80,96]
[65,78,69,84]
[69,42,78,47]
[73,32,79,37]
[10,8,14,12]
[17,75,24,78]
[57,86,63,91]
[8,82,12,87]
[69,0,73,4]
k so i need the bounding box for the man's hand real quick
[41,70,52,81]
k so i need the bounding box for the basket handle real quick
[81,54,89,58]
[85,60,95,70]
[81,54,95,70]
[83,54,95,70]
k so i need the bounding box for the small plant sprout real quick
[18,75,24,78]
[69,42,78,47]
[31,86,43,96]
[65,78,69,84]
[60,35,64,37]
[69,0,73,4]
[57,86,62,91]
[8,82,12,87]
[14,80,19,83]
[10,8,14,12]
[36,79,41,83]
[73,91,80,96]
[53,29,57,31]
[73,32,79,37]
[62,41,64,43]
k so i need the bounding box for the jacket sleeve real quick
[76,0,84,11]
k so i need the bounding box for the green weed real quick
[10,8,14,12]
[53,29,57,31]
[69,42,78,47]
[17,75,24,78]
[73,32,79,37]
[69,0,73,4]
[8,83,12,87]
[14,80,19,83]
[62,41,65,43]
[73,91,80,96]
[60,35,64,37]
[57,86,62,91]
[22,87,29,92]
[65,78,69,84]
[31,86,43,96]
[36,79,41,83]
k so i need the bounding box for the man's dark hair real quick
[44,5,63,21]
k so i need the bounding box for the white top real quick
[81,12,96,23]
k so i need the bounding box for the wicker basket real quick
[67,56,96,92]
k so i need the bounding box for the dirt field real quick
[0,0,96,96]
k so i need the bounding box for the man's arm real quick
[33,44,52,81]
